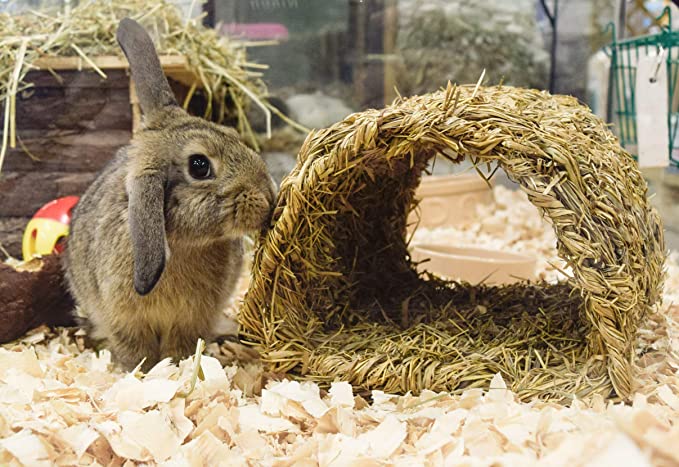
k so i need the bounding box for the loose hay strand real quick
[177,338,206,398]
[240,84,666,402]
[0,38,27,172]
[69,43,107,79]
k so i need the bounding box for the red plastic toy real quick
[22,196,80,260]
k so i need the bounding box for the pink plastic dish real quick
[220,23,289,41]
[408,173,495,230]
[410,244,536,285]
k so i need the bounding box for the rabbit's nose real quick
[235,188,273,228]
[236,188,271,207]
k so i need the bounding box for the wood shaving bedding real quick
[0,185,677,466]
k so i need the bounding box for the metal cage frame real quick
[605,6,679,166]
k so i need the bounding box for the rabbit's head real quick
[117,18,275,295]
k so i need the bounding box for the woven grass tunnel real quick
[240,84,666,401]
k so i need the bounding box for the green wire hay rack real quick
[605,6,679,166]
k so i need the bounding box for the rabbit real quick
[63,17,276,371]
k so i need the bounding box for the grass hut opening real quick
[240,83,666,402]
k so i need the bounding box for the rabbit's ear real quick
[116,18,177,115]
[128,173,167,295]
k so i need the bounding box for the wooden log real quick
[0,255,76,344]
[24,68,129,89]
[3,130,129,173]
[5,70,132,131]
[16,88,131,131]
[7,63,196,133]
[0,172,97,217]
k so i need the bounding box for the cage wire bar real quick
[605,6,679,166]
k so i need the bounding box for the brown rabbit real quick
[63,18,275,370]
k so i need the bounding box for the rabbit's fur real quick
[63,18,275,370]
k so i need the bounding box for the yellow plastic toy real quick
[22,196,79,260]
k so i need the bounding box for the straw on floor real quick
[239,83,666,401]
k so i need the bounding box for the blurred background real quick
[208,0,668,122]
[1,0,672,128]
[197,0,678,248]
[1,0,678,251]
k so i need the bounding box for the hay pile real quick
[0,189,678,465]
[396,0,548,95]
[0,0,276,169]
[240,83,666,401]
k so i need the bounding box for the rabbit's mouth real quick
[232,210,271,234]
[229,189,273,233]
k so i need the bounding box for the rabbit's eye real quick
[188,154,212,179]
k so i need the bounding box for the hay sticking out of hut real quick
[0,0,272,170]
[240,83,666,401]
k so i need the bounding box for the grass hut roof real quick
[240,83,666,401]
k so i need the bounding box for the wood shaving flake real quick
[233,429,272,460]
[193,403,232,439]
[315,407,357,436]
[0,429,52,467]
[261,380,328,418]
[0,348,43,378]
[96,419,147,461]
[165,430,243,466]
[58,424,100,461]
[328,381,355,408]
[237,405,299,434]
[118,410,184,463]
[362,414,408,458]
[101,375,147,411]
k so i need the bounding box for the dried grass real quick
[0,0,275,171]
[240,83,666,401]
